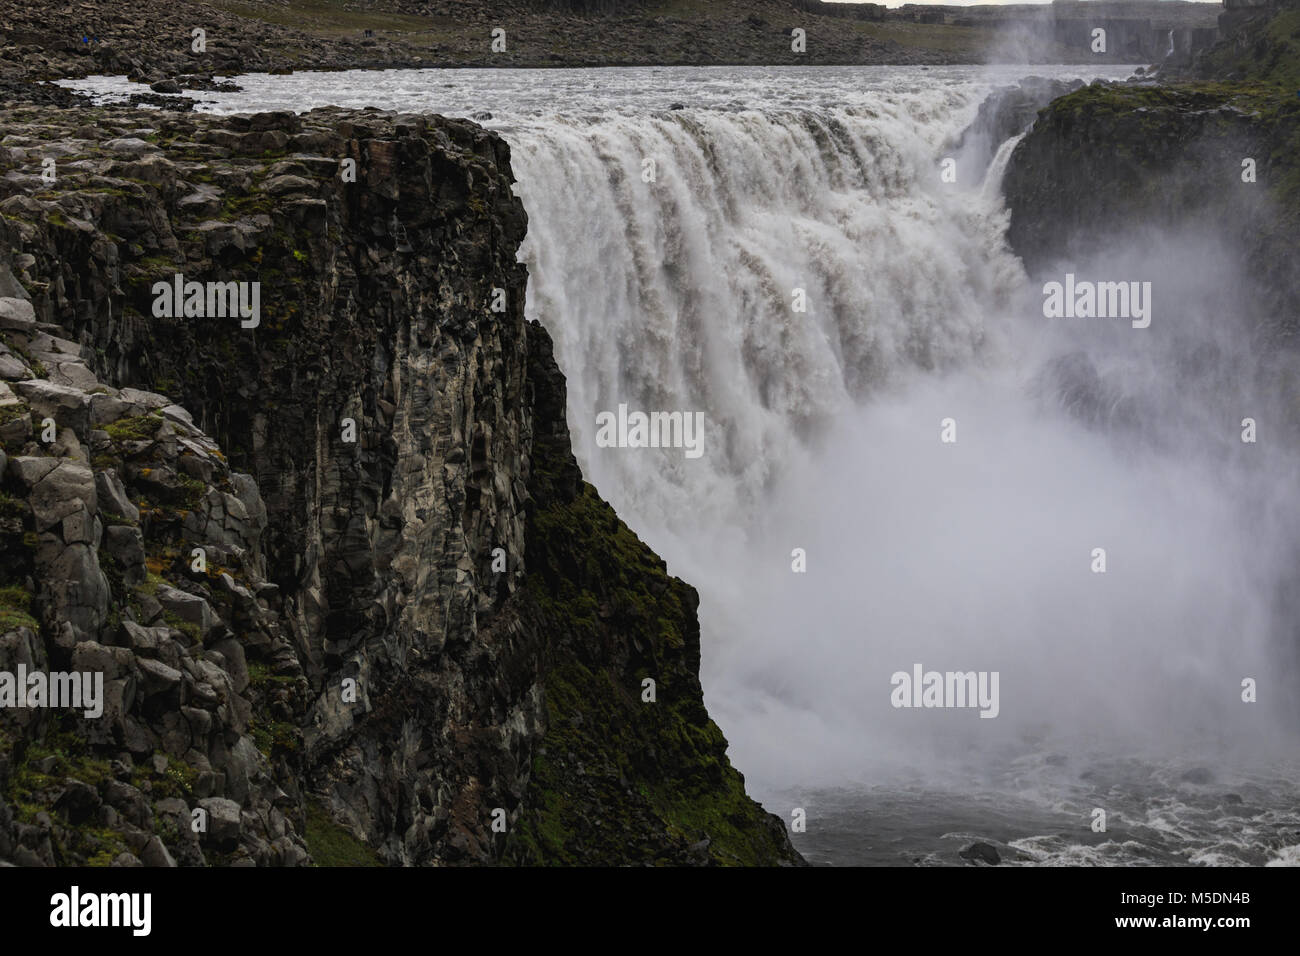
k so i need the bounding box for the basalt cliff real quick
[0,104,801,866]
[1002,0,1300,338]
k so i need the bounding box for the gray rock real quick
[70,640,131,682]
[263,174,316,197]
[211,636,249,695]
[137,658,183,699]
[0,352,27,378]
[8,455,58,488]
[104,525,146,586]
[0,265,29,301]
[959,842,1001,866]
[197,797,241,848]
[102,780,152,829]
[119,620,167,653]
[140,835,177,867]
[12,380,91,435]
[0,296,35,328]
[53,780,100,824]
[41,542,109,641]
[95,469,139,524]
[117,388,170,410]
[89,391,130,426]
[103,137,154,153]
[155,585,216,638]
[29,460,96,531]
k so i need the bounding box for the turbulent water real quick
[67,66,1300,866]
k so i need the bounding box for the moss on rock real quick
[304,799,382,867]
[505,325,801,866]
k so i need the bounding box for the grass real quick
[1037,80,1300,231]
[0,585,38,633]
[128,756,200,802]
[1199,5,1300,91]
[506,431,798,866]
[0,402,30,428]
[162,610,202,645]
[104,412,163,443]
[0,489,27,520]
[1,724,127,865]
[249,716,298,757]
[248,660,298,687]
[303,799,383,866]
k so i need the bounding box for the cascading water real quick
[514,101,1020,541]
[67,66,1300,864]
[506,78,1300,865]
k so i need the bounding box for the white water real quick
[65,66,1300,864]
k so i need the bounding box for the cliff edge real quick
[0,104,801,866]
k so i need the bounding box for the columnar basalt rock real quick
[0,105,801,866]
[0,217,310,866]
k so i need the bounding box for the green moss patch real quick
[304,800,382,867]
[507,431,798,866]
[0,584,37,633]
[105,412,163,443]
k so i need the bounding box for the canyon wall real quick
[0,104,800,866]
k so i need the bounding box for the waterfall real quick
[62,65,1299,837]
[511,98,1022,542]
[507,86,1300,791]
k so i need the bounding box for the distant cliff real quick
[0,0,1222,84]
[0,104,801,866]
[1003,0,1300,341]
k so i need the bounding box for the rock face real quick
[949,76,1085,182]
[1002,0,1300,339]
[0,104,801,866]
[0,232,309,866]
[1002,80,1300,340]
[958,841,1001,865]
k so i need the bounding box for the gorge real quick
[2,0,1298,868]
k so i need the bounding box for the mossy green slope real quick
[1195,0,1300,91]
[505,323,802,866]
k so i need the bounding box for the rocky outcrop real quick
[1191,0,1299,85]
[1003,80,1300,341]
[0,225,311,866]
[0,104,800,866]
[950,76,1085,182]
[1003,0,1300,322]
